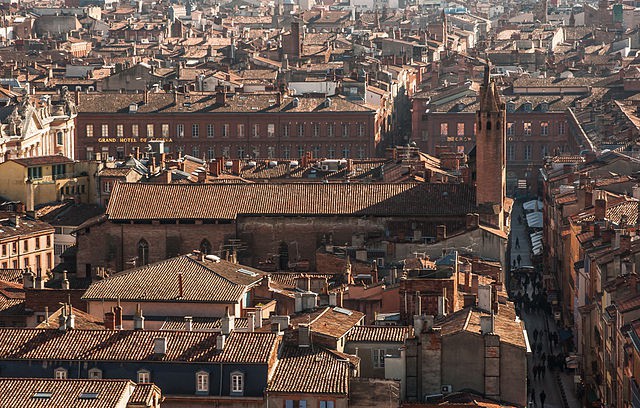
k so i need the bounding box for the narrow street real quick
[509,201,581,408]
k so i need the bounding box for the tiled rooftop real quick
[82,255,263,303]
[268,346,354,394]
[106,182,477,220]
[0,378,155,408]
[346,325,413,343]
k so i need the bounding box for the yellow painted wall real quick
[0,161,28,204]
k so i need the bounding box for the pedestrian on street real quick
[531,388,536,406]
[516,237,520,249]
[514,259,517,268]
[540,390,546,408]
[517,254,522,266]
[533,329,538,342]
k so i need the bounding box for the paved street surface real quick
[510,202,581,408]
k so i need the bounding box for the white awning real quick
[526,211,543,228]
[524,200,544,211]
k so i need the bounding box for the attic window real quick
[129,103,138,113]
[79,392,99,400]
[506,101,515,113]
[237,268,258,277]
[524,101,532,112]
[32,392,53,399]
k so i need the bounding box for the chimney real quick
[621,234,632,252]
[58,304,68,331]
[61,271,70,290]
[478,285,492,313]
[472,274,479,294]
[153,337,167,355]
[415,291,422,316]
[216,334,226,350]
[466,213,479,230]
[585,185,594,209]
[329,292,337,306]
[216,88,227,105]
[436,225,447,241]
[255,306,263,328]
[178,272,184,298]
[22,269,35,289]
[44,306,49,326]
[295,292,303,313]
[143,89,149,105]
[437,295,446,317]
[231,159,241,175]
[34,269,45,289]
[134,303,145,330]
[114,299,123,330]
[247,311,256,332]
[480,314,495,335]
[413,314,424,334]
[105,310,116,330]
[184,316,193,331]
[298,323,311,347]
[221,307,235,335]
[270,315,290,334]
[66,304,75,330]
[424,315,435,331]
[595,194,607,222]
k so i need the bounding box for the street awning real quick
[523,199,543,212]
[526,212,543,228]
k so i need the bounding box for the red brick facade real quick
[75,93,378,161]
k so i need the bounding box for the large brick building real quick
[74,182,479,276]
[74,91,380,162]
[412,81,582,193]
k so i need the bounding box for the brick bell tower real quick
[475,63,506,230]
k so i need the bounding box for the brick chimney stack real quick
[595,192,607,222]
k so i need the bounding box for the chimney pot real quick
[105,310,116,330]
[184,316,193,331]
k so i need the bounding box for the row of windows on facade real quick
[85,123,368,139]
[505,144,569,161]
[0,253,52,270]
[90,145,369,161]
[435,121,566,138]
[1,236,52,257]
[54,367,245,394]
[27,164,67,180]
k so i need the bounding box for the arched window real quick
[486,121,492,130]
[137,239,149,266]
[200,239,212,255]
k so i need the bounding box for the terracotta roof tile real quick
[0,378,151,408]
[0,217,53,241]
[77,92,374,114]
[290,307,364,340]
[346,325,413,343]
[217,331,280,363]
[9,155,74,167]
[36,306,104,330]
[160,316,249,331]
[106,183,477,220]
[82,255,263,303]
[268,346,352,394]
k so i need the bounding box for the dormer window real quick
[230,371,244,395]
[540,101,549,112]
[523,101,532,112]
[506,101,516,113]
[137,369,151,383]
[196,371,209,393]
[88,368,102,379]
[54,367,67,379]
[129,103,138,113]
